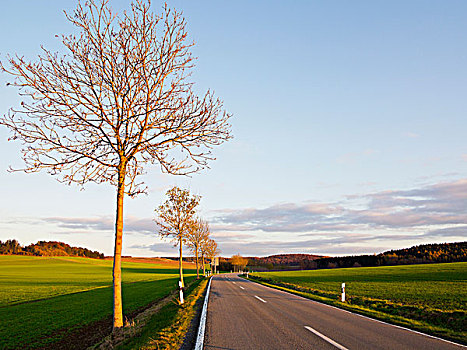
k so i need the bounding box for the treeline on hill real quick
[0,239,104,259]
[218,257,234,272]
[218,242,467,272]
[302,242,467,270]
[216,254,324,272]
[248,254,324,271]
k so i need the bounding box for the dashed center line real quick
[254,295,267,303]
[304,326,348,350]
[239,286,245,290]
[232,281,236,284]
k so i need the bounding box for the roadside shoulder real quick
[242,275,467,347]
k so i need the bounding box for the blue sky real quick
[0,1,466,257]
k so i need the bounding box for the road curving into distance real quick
[203,273,465,350]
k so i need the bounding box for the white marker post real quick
[341,283,345,302]
[179,280,184,304]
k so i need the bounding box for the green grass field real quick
[0,255,196,349]
[250,262,467,344]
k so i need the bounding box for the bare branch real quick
[1,0,232,193]
[0,0,231,330]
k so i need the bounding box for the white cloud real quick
[209,179,467,255]
[4,179,466,257]
[42,215,156,235]
[404,132,420,138]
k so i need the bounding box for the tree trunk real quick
[179,236,184,287]
[112,164,126,330]
[195,244,199,279]
[202,253,205,276]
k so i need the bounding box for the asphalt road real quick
[203,273,465,350]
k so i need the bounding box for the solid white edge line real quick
[304,326,349,350]
[194,276,212,350]
[242,277,467,349]
[254,295,267,303]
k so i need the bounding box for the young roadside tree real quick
[206,238,220,274]
[156,187,200,288]
[186,218,210,279]
[199,238,208,276]
[0,0,231,330]
[200,237,217,276]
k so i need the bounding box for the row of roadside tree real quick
[155,186,220,289]
[0,0,232,330]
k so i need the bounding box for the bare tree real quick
[231,254,248,272]
[200,237,217,276]
[205,238,220,274]
[0,0,231,330]
[199,238,208,276]
[186,217,209,279]
[156,186,200,289]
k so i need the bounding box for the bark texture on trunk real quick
[195,245,199,279]
[202,254,205,276]
[179,235,184,287]
[112,165,125,330]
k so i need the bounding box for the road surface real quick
[203,273,464,350]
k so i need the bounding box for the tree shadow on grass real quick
[121,266,197,275]
[121,267,180,275]
[0,277,197,350]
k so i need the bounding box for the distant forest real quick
[1,239,465,269]
[217,254,323,272]
[309,241,467,270]
[0,239,104,259]
[246,254,324,271]
[247,242,466,271]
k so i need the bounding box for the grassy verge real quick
[116,277,209,350]
[245,262,466,345]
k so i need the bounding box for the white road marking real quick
[244,277,466,348]
[303,298,467,348]
[239,286,245,290]
[304,326,348,350]
[232,281,236,284]
[254,295,267,303]
[194,277,212,350]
